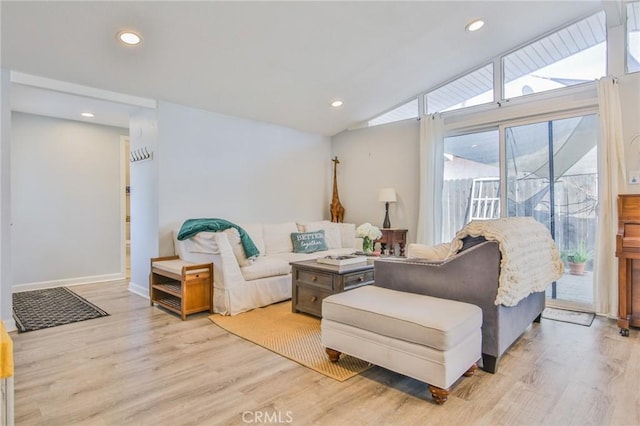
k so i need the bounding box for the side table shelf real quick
[149,256,213,320]
[377,228,408,257]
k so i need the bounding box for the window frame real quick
[626,1,640,74]
[366,9,612,128]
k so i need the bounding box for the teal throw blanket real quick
[177,218,260,259]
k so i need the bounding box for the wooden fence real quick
[441,174,598,268]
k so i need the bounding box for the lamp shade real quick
[378,188,397,203]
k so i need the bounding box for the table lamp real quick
[378,188,397,229]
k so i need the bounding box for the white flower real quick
[356,223,382,240]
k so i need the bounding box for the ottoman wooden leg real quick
[325,348,341,362]
[463,363,478,377]
[428,385,450,405]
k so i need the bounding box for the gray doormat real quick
[542,307,595,327]
[13,287,109,333]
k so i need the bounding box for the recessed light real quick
[466,19,485,32]
[81,112,95,118]
[117,31,142,45]
[331,100,343,107]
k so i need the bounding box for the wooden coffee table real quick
[291,259,375,317]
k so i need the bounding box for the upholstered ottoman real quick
[321,286,482,404]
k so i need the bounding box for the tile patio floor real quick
[546,270,593,307]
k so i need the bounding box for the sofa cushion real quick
[304,221,341,249]
[338,223,356,249]
[297,220,327,230]
[291,230,328,253]
[263,222,299,254]
[223,228,254,267]
[270,247,357,265]
[271,252,322,263]
[322,286,482,351]
[238,223,265,255]
[240,257,290,281]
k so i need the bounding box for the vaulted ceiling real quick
[2,1,611,136]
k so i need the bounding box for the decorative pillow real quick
[407,242,453,260]
[304,221,341,249]
[223,228,254,267]
[290,230,328,254]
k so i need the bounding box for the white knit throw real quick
[450,217,564,307]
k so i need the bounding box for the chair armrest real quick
[178,232,247,291]
[208,232,247,291]
[374,241,501,308]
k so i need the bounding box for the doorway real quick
[122,136,131,279]
[504,114,598,310]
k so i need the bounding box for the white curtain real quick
[416,114,444,245]
[594,77,626,317]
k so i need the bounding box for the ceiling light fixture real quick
[117,31,142,45]
[81,112,95,118]
[331,100,343,107]
[466,19,485,32]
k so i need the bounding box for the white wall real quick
[128,108,159,295]
[156,101,331,256]
[11,112,127,289]
[0,69,11,326]
[619,72,640,193]
[331,118,420,243]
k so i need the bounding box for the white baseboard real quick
[128,281,149,299]
[12,273,125,293]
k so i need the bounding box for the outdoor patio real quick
[546,270,593,307]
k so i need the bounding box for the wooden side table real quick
[378,228,408,257]
[150,256,213,320]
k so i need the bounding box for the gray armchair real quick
[373,240,545,373]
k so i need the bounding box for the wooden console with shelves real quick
[149,256,213,320]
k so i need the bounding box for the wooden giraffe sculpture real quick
[330,156,345,223]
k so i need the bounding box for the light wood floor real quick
[11,280,640,426]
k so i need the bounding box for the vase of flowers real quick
[356,223,382,254]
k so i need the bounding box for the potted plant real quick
[564,243,592,275]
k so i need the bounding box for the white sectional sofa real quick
[174,220,362,315]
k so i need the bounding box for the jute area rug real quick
[542,307,595,327]
[209,301,371,381]
[13,287,109,333]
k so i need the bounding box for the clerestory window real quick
[367,99,418,127]
[502,11,606,99]
[425,64,494,115]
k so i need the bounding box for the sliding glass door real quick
[440,114,598,310]
[504,115,598,309]
[441,130,499,242]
